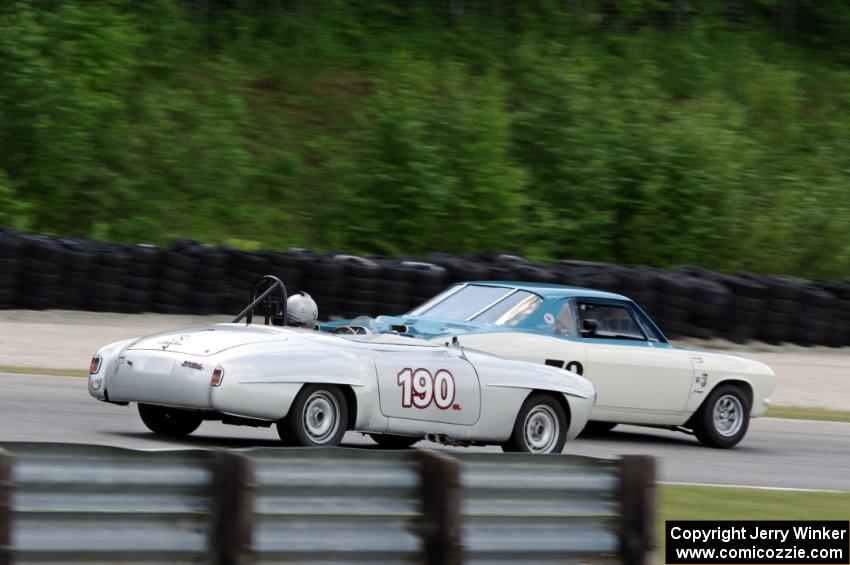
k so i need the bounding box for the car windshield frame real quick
[408,283,544,327]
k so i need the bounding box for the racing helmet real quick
[286,292,318,327]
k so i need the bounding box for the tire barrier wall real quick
[1,226,849,346]
[0,443,656,565]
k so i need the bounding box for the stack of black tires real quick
[1,226,849,347]
[336,256,383,319]
[15,235,63,310]
[122,244,160,313]
[57,239,97,310]
[0,227,22,309]
[302,254,344,319]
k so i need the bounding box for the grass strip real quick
[0,366,88,378]
[766,404,850,423]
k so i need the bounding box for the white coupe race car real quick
[88,277,595,453]
[323,281,778,448]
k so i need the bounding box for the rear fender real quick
[211,348,379,425]
[89,338,137,400]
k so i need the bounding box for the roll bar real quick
[232,275,288,326]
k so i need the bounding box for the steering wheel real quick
[330,325,369,335]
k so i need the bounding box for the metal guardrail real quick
[0,443,655,565]
[455,453,621,563]
[251,448,422,562]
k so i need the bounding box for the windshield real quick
[409,284,543,327]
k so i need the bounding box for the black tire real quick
[158,264,194,284]
[126,276,156,291]
[513,264,558,284]
[23,237,62,262]
[93,266,127,285]
[0,273,18,290]
[160,250,199,272]
[124,288,153,304]
[151,302,190,314]
[340,299,375,317]
[383,263,414,283]
[90,282,124,302]
[501,393,567,454]
[307,258,344,281]
[581,421,618,435]
[138,403,202,437]
[692,384,750,448]
[277,384,348,447]
[341,259,381,279]
[369,433,420,449]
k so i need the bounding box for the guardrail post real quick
[419,450,462,565]
[618,455,656,565]
[0,449,11,565]
[209,451,254,565]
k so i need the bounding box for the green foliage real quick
[0,1,849,277]
[344,61,526,256]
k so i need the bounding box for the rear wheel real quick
[502,394,567,454]
[693,384,750,448]
[138,404,202,437]
[369,434,420,449]
[277,384,348,447]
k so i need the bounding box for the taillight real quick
[211,366,224,387]
[89,356,102,374]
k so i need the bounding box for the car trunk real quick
[107,324,288,408]
[126,324,286,356]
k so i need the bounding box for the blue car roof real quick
[466,281,630,301]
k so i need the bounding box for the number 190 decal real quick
[397,368,455,410]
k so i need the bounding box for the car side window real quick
[576,302,646,341]
[552,302,575,336]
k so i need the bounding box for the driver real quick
[285,292,319,328]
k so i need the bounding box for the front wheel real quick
[138,403,202,437]
[369,434,420,449]
[277,384,348,447]
[502,394,567,454]
[693,384,750,448]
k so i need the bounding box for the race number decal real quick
[543,359,584,375]
[397,368,456,410]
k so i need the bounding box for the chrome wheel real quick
[302,390,341,444]
[523,405,560,453]
[713,394,744,438]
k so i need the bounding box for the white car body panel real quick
[439,329,775,427]
[89,323,595,445]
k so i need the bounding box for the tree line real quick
[0,0,849,278]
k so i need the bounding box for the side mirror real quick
[581,318,598,337]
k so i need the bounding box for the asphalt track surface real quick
[1,372,848,491]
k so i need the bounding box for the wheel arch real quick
[290,381,359,431]
[338,384,358,430]
[686,379,753,428]
[525,388,572,430]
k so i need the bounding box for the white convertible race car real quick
[88,277,595,453]
[323,281,778,448]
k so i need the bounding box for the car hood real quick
[677,346,775,376]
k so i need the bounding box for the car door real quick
[373,347,481,425]
[572,299,693,416]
